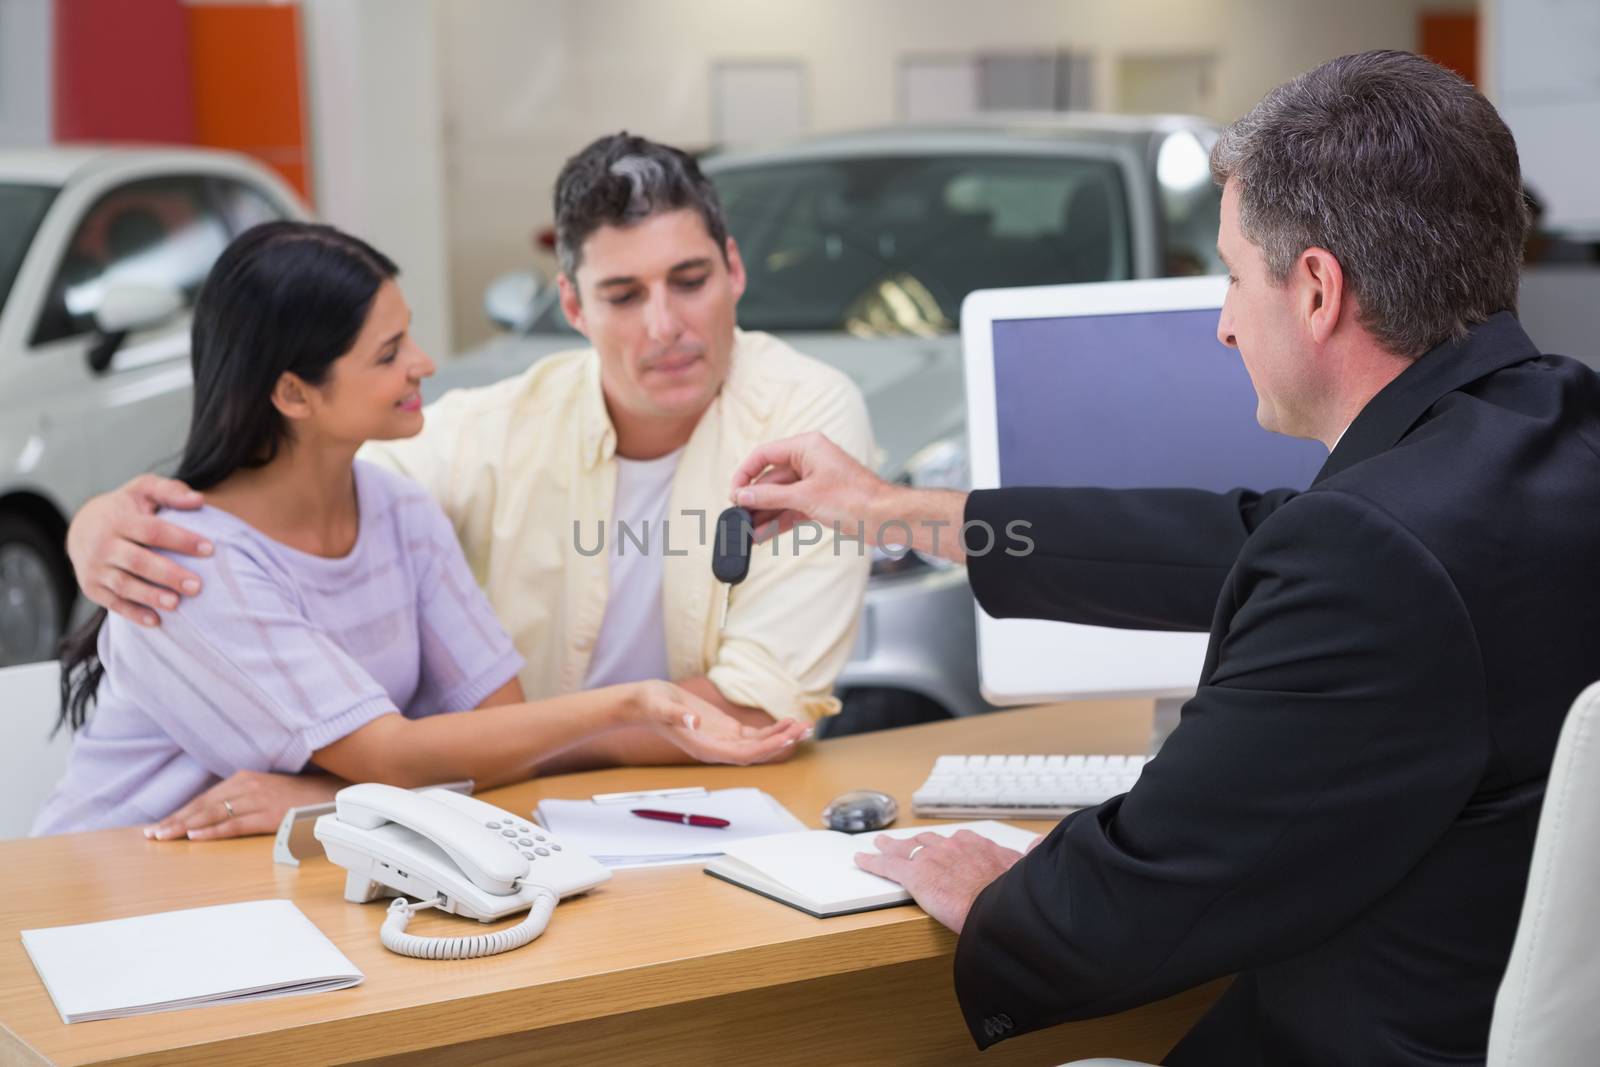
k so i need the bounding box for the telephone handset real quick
[314,783,610,959]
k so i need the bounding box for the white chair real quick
[1063,679,1600,1067]
[1487,679,1600,1066]
[0,660,71,839]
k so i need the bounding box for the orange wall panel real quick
[1419,12,1479,87]
[186,4,312,204]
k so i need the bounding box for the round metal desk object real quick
[821,790,899,833]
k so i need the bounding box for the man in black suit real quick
[730,51,1600,1066]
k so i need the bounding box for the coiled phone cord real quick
[380,886,557,959]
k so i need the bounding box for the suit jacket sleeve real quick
[953,488,1487,1047]
[963,485,1301,631]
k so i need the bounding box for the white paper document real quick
[535,787,807,868]
[21,899,363,1023]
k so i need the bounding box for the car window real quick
[1155,129,1224,277]
[0,183,57,312]
[31,175,232,346]
[710,154,1132,335]
[211,177,288,236]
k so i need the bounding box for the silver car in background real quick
[437,114,1225,731]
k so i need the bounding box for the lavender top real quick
[33,462,524,835]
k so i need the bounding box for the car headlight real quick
[870,539,928,577]
[903,435,969,492]
[869,435,969,577]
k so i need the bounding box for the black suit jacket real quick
[953,313,1600,1066]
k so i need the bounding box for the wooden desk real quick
[0,701,1221,1066]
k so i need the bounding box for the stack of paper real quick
[535,787,806,868]
[21,899,363,1023]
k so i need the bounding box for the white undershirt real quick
[581,447,683,690]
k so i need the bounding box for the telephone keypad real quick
[484,810,550,862]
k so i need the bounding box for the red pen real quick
[631,808,730,829]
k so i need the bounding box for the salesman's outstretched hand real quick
[730,431,886,541]
[855,829,1035,933]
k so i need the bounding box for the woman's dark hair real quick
[57,222,399,732]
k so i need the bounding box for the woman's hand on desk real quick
[146,770,345,841]
[630,681,811,765]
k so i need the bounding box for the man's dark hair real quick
[553,132,729,282]
[1211,50,1529,358]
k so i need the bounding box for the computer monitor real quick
[961,276,1327,705]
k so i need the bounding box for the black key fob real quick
[712,506,753,585]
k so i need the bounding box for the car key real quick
[712,506,753,631]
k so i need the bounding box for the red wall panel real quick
[54,0,195,142]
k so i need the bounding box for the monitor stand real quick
[1150,695,1189,753]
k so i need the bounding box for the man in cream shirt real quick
[66,133,873,818]
[361,141,873,753]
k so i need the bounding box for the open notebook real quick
[704,821,1040,917]
[21,899,362,1023]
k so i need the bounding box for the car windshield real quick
[713,154,1132,335]
[518,152,1136,338]
[0,183,56,311]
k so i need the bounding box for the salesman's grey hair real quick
[1210,50,1528,359]
[554,132,730,283]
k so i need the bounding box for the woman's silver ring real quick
[907,844,925,861]
[222,799,236,818]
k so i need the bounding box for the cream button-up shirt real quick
[362,330,874,723]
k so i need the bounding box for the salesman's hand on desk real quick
[855,830,1033,933]
[146,770,345,841]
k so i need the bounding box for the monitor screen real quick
[992,307,1326,492]
[962,279,1332,707]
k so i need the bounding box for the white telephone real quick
[314,783,610,959]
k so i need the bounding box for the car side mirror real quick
[94,282,182,335]
[87,283,183,374]
[484,270,543,332]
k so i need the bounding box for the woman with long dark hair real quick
[34,222,805,837]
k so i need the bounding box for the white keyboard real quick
[911,753,1151,818]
